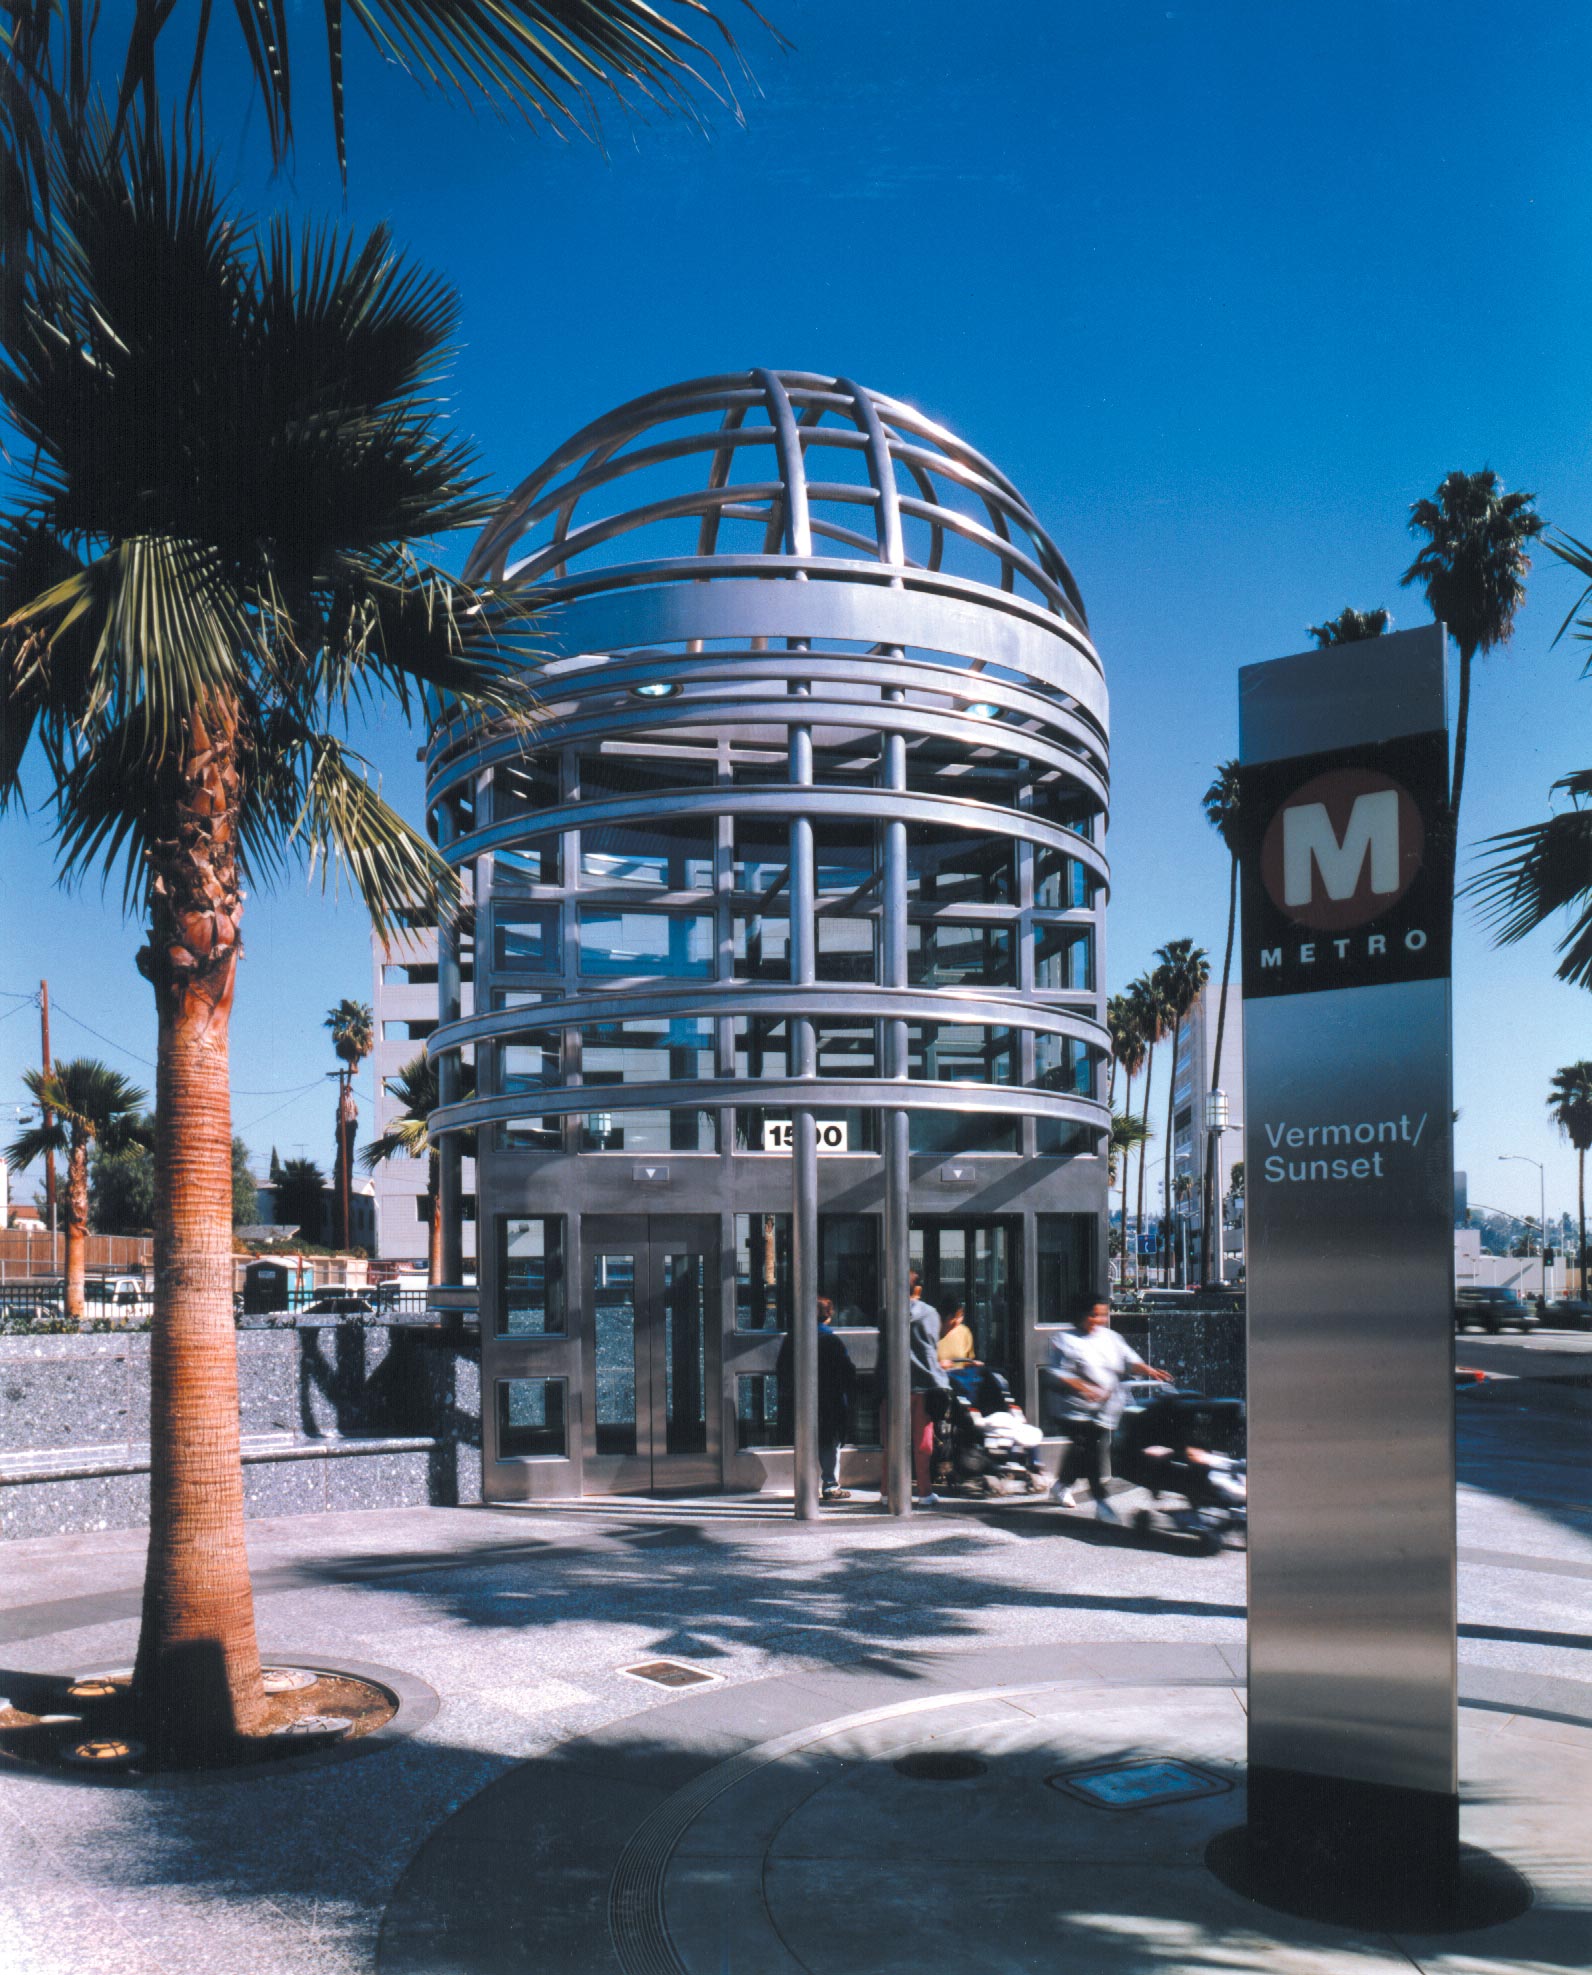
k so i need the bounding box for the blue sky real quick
[4,0,1591,1222]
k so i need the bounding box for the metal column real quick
[881,707,912,1516]
[789,710,820,1521]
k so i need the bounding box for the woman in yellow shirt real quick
[938,1301,975,1366]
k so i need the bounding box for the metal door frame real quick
[582,1214,721,1494]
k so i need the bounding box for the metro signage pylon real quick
[1238,624,1458,1895]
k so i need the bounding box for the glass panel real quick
[578,753,714,889]
[1037,1119,1095,1156]
[494,760,562,883]
[593,1251,638,1456]
[906,826,1015,905]
[502,1032,559,1089]
[733,822,789,894]
[907,921,1014,988]
[814,821,876,895]
[908,1111,1020,1155]
[1035,1032,1094,1096]
[816,1020,878,1079]
[580,1107,717,1153]
[909,1024,1015,1084]
[1034,846,1096,911]
[500,1116,563,1152]
[910,1219,1019,1373]
[736,1212,790,1331]
[582,1017,714,1086]
[494,906,561,972]
[1035,923,1095,991]
[816,914,876,981]
[735,1015,788,1080]
[661,1251,708,1454]
[1037,1213,1099,1324]
[499,1218,566,1335]
[736,1372,788,1449]
[578,909,714,978]
[497,1378,567,1459]
[733,912,789,980]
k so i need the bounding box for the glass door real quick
[910,1217,1021,1376]
[584,1216,718,1492]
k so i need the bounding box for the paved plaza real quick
[0,1343,1588,1973]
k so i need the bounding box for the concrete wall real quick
[0,1322,480,1540]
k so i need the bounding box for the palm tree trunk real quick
[427,1149,443,1287]
[1136,1043,1154,1289]
[1163,1023,1179,1286]
[1579,1146,1586,1298]
[1203,854,1239,1281]
[1450,643,1474,833]
[65,1139,89,1322]
[133,698,265,1760]
[1119,1074,1132,1285]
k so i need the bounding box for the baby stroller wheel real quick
[1195,1526,1223,1555]
[1133,1509,1154,1533]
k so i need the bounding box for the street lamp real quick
[1499,1154,1548,1308]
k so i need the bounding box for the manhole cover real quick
[893,1751,988,1781]
[1048,1758,1231,1809]
[620,1660,718,1689]
[262,1667,318,1694]
[271,1714,352,1740]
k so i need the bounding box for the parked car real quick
[299,1291,377,1319]
[1453,1287,1538,1334]
[1544,1297,1592,1331]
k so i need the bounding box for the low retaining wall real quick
[0,1322,480,1541]
[1112,1312,1246,1399]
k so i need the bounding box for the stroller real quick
[1110,1388,1247,1552]
[931,1366,1050,1497]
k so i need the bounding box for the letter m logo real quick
[1282,790,1400,907]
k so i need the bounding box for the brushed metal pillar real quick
[881,710,912,1516]
[789,709,821,1520]
[1240,624,1456,1884]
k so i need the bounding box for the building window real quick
[499,1218,566,1336]
[736,1372,785,1449]
[1036,1120,1095,1157]
[495,1377,568,1459]
[382,1019,437,1041]
[909,1024,1014,1085]
[1034,924,1094,992]
[816,914,876,982]
[493,759,562,884]
[1034,846,1096,910]
[906,825,1014,905]
[581,1017,714,1087]
[907,921,1014,988]
[578,909,714,979]
[579,1109,717,1153]
[494,905,561,973]
[1037,1214,1099,1324]
[1035,1033,1094,1097]
[733,913,789,980]
[578,752,714,888]
[500,1116,563,1152]
[382,961,439,986]
[734,1213,881,1331]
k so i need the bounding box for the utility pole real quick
[39,980,57,1275]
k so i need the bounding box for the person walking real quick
[816,1296,858,1504]
[1042,1299,1171,1522]
[908,1270,951,1505]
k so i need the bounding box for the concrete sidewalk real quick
[0,1462,1588,1973]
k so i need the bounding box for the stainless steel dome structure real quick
[424,369,1110,1513]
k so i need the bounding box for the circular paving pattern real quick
[378,1647,1592,1975]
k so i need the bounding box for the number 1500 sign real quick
[760,1120,850,1153]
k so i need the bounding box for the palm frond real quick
[1471,799,1592,987]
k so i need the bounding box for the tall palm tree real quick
[1200,760,1242,1281]
[7,1060,146,1318]
[1401,469,1544,834]
[1104,992,1132,1113]
[363,1053,444,1286]
[1152,939,1209,1286]
[1308,606,1390,647]
[325,998,374,1250]
[274,1157,329,1245]
[0,125,533,1760]
[1109,1000,1148,1283]
[1129,972,1168,1287]
[1108,1110,1152,1288]
[1547,1063,1592,1293]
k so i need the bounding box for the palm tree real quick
[325,998,374,1250]
[0,125,533,1761]
[1472,533,1592,985]
[1547,1063,1592,1293]
[1152,939,1210,1286]
[1109,1001,1148,1283]
[1200,760,1242,1281]
[363,1054,444,1286]
[1129,973,1169,1287]
[7,1060,146,1318]
[1108,1110,1152,1289]
[1401,469,1544,833]
[1104,992,1132,1113]
[1308,607,1390,647]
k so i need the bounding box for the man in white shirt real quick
[1042,1300,1171,1522]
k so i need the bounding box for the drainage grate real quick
[893,1751,988,1781]
[1048,1758,1231,1810]
[619,1659,718,1690]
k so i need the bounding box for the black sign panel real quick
[1239,728,1451,1001]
